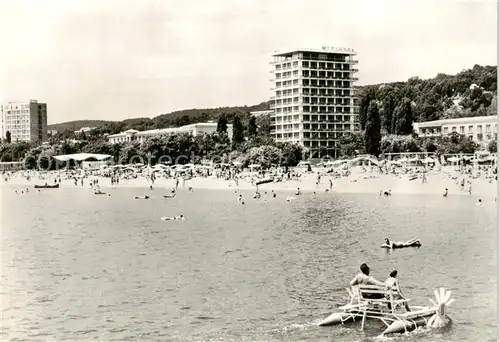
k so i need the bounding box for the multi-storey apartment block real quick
[270,47,360,158]
[0,100,48,143]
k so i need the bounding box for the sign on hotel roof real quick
[272,47,356,56]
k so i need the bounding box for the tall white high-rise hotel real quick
[270,47,360,158]
[0,100,48,143]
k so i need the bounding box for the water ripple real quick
[0,187,495,341]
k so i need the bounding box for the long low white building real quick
[413,115,498,146]
[107,122,233,144]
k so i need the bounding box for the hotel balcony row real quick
[272,92,355,98]
[270,127,353,135]
[271,84,356,91]
[271,101,355,107]
[270,67,358,74]
[270,120,353,128]
[270,104,358,111]
[271,116,353,123]
[272,76,359,82]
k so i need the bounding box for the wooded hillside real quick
[48,64,496,136]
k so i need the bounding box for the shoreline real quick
[2,172,497,198]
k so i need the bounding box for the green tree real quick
[380,135,422,154]
[217,115,228,133]
[277,142,303,166]
[244,145,282,169]
[232,116,245,145]
[118,142,143,164]
[393,98,414,135]
[364,101,382,157]
[5,131,11,144]
[382,93,396,134]
[359,89,375,130]
[435,132,478,155]
[487,139,497,153]
[339,132,364,157]
[79,130,87,140]
[256,114,271,136]
[247,116,258,137]
[422,138,438,153]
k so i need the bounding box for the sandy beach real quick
[2,169,497,199]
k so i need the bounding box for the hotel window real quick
[459,126,464,133]
[443,127,449,134]
[451,126,456,132]
[477,125,482,133]
[468,125,473,133]
[486,124,491,133]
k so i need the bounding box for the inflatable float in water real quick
[381,238,421,249]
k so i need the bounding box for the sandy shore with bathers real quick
[2,169,497,199]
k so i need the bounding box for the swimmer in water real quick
[443,188,448,197]
[135,195,150,199]
[476,199,482,206]
[237,194,243,203]
[295,188,301,196]
[272,190,276,198]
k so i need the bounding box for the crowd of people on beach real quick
[2,156,496,207]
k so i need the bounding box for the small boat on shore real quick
[318,285,454,336]
[34,184,59,189]
[255,178,273,186]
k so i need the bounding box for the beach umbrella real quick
[249,164,261,168]
[447,157,459,162]
[232,161,243,166]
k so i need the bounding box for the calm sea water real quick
[1,185,497,341]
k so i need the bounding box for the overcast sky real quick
[0,0,497,124]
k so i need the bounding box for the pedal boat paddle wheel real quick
[318,286,454,335]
